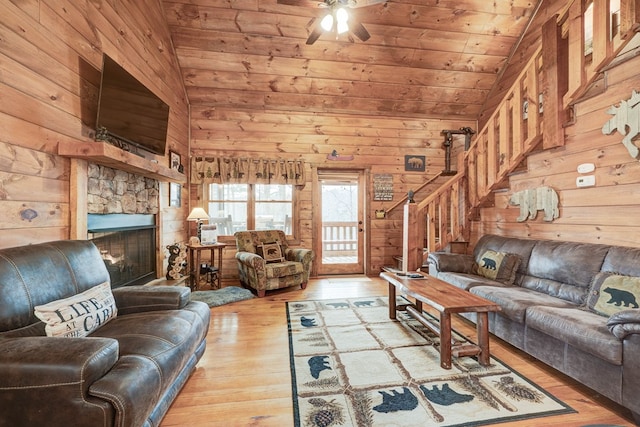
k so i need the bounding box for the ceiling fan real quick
[279,0,386,45]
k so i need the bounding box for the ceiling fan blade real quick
[345,0,386,8]
[277,0,326,7]
[350,21,370,42]
[306,19,325,45]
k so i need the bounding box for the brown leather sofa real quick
[428,234,640,423]
[0,240,210,427]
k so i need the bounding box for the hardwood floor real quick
[161,276,636,426]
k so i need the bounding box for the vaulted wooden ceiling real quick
[162,0,538,121]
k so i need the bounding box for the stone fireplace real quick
[87,164,159,287]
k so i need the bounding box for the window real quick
[584,0,594,57]
[206,183,294,236]
[611,0,620,39]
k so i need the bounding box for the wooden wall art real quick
[602,90,640,160]
[508,186,559,222]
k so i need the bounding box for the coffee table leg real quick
[388,282,396,320]
[477,312,490,366]
[440,312,452,369]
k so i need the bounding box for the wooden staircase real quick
[400,0,640,271]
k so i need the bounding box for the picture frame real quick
[169,182,181,207]
[404,155,426,172]
[169,150,181,172]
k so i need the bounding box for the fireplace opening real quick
[88,214,157,288]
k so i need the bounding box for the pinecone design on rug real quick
[305,398,345,427]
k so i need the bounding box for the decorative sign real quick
[373,174,393,201]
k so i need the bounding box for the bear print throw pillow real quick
[474,250,521,286]
[586,272,640,317]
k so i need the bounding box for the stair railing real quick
[401,1,640,272]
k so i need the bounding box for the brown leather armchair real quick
[0,240,210,427]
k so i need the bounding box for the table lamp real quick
[187,207,209,241]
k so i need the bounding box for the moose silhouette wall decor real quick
[508,186,559,222]
[602,89,640,160]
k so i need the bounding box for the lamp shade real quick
[187,207,209,221]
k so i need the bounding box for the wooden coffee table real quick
[380,271,501,369]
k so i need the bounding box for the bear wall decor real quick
[602,89,640,160]
[508,186,559,222]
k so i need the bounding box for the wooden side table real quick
[187,243,227,290]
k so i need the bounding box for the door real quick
[314,169,366,275]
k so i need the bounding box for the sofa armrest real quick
[0,336,118,395]
[113,285,191,315]
[285,248,314,281]
[607,310,640,339]
[285,248,313,263]
[235,251,266,269]
[427,252,475,274]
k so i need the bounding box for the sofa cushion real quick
[474,250,521,285]
[586,273,640,317]
[600,246,640,277]
[522,240,610,304]
[432,271,510,291]
[92,301,208,390]
[526,306,623,365]
[470,286,576,323]
[34,282,117,338]
[265,261,304,279]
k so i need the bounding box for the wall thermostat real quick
[576,175,596,187]
[577,163,595,173]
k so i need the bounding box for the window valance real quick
[191,156,306,186]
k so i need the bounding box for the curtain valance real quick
[191,156,306,186]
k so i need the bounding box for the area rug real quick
[287,296,575,427]
[190,286,254,307]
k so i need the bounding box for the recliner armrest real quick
[113,285,191,315]
[608,310,640,339]
[427,252,475,274]
[0,336,118,393]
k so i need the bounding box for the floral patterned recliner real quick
[234,230,314,297]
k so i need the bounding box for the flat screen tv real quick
[96,54,170,156]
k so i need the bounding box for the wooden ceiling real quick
[162,0,538,121]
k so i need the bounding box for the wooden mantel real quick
[58,141,187,183]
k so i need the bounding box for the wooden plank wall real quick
[0,0,189,273]
[190,109,474,276]
[472,52,640,248]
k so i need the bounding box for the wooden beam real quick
[542,15,568,149]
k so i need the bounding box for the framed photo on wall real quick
[169,151,181,172]
[169,182,181,207]
[404,155,426,172]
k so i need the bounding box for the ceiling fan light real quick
[336,7,349,23]
[320,14,334,31]
[336,8,349,34]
